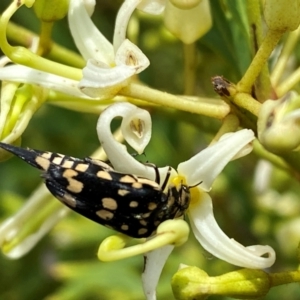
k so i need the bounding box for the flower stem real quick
[6,20,85,68]
[183,42,197,95]
[37,21,54,56]
[271,27,300,87]
[237,30,283,94]
[276,67,300,97]
[120,83,230,119]
[0,1,82,80]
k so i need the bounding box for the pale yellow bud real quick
[33,0,69,22]
[258,92,300,153]
[164,0,212,44]
[172,266,271,299]
[170,0,202,10]
[264,0,300,31]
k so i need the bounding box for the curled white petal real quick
[97,102,156,180]
[68,0,114,64]
[80,59,135,87]
[113,0,142,52]
[83,0,96,16]
[142,245,174,300]
[188,191,276,269]
[137,0,166,14]
[115,39,150,74]
[178,129,255,191]
[97,103,172,185]
[0,65,90,98]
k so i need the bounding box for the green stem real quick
[270,270,300,286]
[0,1,82,80]
[211,114,240,144]
[119,83,230,119]
[233,92,261,116]
[271,27,300,86]
[37,21,54,56]
[6,20,85,68]
[183,42,197,95]
[237,30,283,94]
[276,67,300,97]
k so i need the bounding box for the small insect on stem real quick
[0,142,191,238]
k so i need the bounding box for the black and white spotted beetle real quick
[0,142,190,238]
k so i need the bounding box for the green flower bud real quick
[164,0,212,44]
[33,0,69,22]
[172,266,271,299]
[258,92,300,153]
[170,0,202,10]
[264,0,300,31]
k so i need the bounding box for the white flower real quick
[69,0,150,98]
[96,102,276,300]
[0,0,150,100]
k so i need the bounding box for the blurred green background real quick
[1,0,300,299]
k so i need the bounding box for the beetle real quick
[0,142,190,238]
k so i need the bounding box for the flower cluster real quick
[1,0,300,299]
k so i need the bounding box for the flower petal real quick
[0,65,89,98]
[113,0,142,52]
[97,103,172,185]
[96,102,156,179]
[188,191,276,269]
[68,0,114,64]
[81,59,135,85]
[142,245,174,300]
[115,39,150,74]
[177,129,255,191]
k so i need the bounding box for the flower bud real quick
[33,0,69,22]
[264,0,300,31]
[164,0,212,44]
[258,92,300,153]
[170,0,202,10]
[172,266,271,299]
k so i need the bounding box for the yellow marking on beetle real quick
[60,192,77,208]
[167,195,175,207]
[89,159,113,170]
[102,197,118,210]
[129,201,139,208]
[119,175,137,183]
[96,209,114,220]
[141,212,151,219]
[118,189,130,196]
[62,160,74,168]
[35,156,50,170]
[97,170,113,180]
[148,202,158,210]
[137,178,159,188]
[63,169,83,193]
[132,182,143,189]
[53,156,63,165]
[139,219,147,226]
[121,224,129,231]
[42,152,52,159]
[138,228,148,235]
[75,163,89,172]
